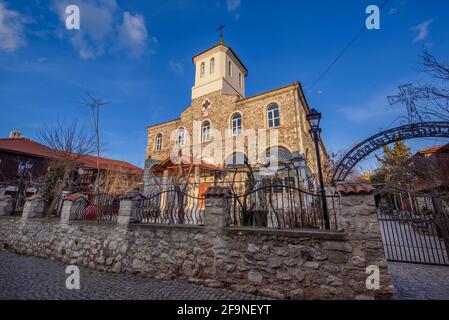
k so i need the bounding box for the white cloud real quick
[388,8,398,15]
[339,88,403,123]
[117,12,148,58]
[227,0,241,12]
[411,19,434,43]
[388,0,407,15]
[50,0,153,59]
[0,1,27,52]
[169,59,184,75]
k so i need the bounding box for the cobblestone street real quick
[0,251,263,300]
[2,251,449,300]
[388,262,449,300]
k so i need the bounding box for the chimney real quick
[9,129,23,138]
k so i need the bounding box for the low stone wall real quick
[0,184,394,300]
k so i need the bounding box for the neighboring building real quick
[144,37,327,194]
[0,130,144,197]
[412,143,449,193]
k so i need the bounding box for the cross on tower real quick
[217,24,226,44]
[387,84,429,124]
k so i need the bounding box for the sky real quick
[1,0,449,170]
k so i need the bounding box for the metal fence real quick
[229,184,340,230]
[74,193,120,222]
[135,188,205,225]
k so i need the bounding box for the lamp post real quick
[290,155,306,189]
[306,108,330,229]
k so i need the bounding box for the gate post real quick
[60,194,87,224]
[0,195,14,216]
[118,190,145,225]
[432,194,449,259]
[337,182,394,299]
[204,187,231,228]
[22,195,47,219]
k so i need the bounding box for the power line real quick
[307,0,391,93]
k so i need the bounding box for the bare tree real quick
[100,170,142,196]
[38,121,96,216]
[418,51,449,120]
[82,91,109,193]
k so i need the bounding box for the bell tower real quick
[191,32,248,100]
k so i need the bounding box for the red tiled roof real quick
[336,182,376,195]
[151,154,222,175]
[0,138,143,175]
[64,193,87,202]
[417,143,449,155]
[414,180,449,192]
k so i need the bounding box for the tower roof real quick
[192,42,248,76]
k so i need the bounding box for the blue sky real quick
[1,0,449,170]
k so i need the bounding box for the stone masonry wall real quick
[0,184,393,300]
[0,219,392,299]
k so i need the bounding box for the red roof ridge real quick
[417,143,449,155]
[0,137,143,174]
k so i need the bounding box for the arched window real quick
[239,72,242,88]
[267,104,280,128]
[200,62,205,78]
[265,146,292,164]
[228,61,232,77]
[178,127,185,146]
[210,58,215,74]
[202,121,211,142]
[231,113,242,135]
[224,152,247,168]
[155,133,163,151]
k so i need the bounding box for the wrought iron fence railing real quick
[74,193,120,222]
[135,188,205,225]
[228,185,340,230]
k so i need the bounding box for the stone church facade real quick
[144,38,327,191]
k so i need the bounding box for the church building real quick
[144,35,327,193]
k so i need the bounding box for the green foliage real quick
[41,165,64,200]
[370,140,412,184]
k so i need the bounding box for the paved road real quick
[0,251,262,300]
[1,251,449,300]
[389,262,449,300]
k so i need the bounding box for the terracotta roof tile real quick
[64,193,87,202]
[0,195,13,201]
[417,143,449,155]
[26,194,46,202]
[0,138,143,175]
[336,182,376,196]
[151,154,222,175]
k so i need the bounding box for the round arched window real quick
[231,113,242,135]
[265,146,292,164]
[224,152,247,168]
[202,121,211,142]
[267,104,280,128]
[155,133,163,151]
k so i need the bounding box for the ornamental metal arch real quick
[332,121,449,183]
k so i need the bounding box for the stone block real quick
[22,197,46,219]
[0,198,14,216]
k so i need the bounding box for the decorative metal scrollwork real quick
[332,121,449,182]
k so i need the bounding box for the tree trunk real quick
[45,167,70,217]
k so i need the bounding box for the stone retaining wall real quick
[0,184,394,300]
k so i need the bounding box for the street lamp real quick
[306,108,330,229]
[290,155,306,188]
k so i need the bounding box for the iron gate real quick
[377,186,449,266]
